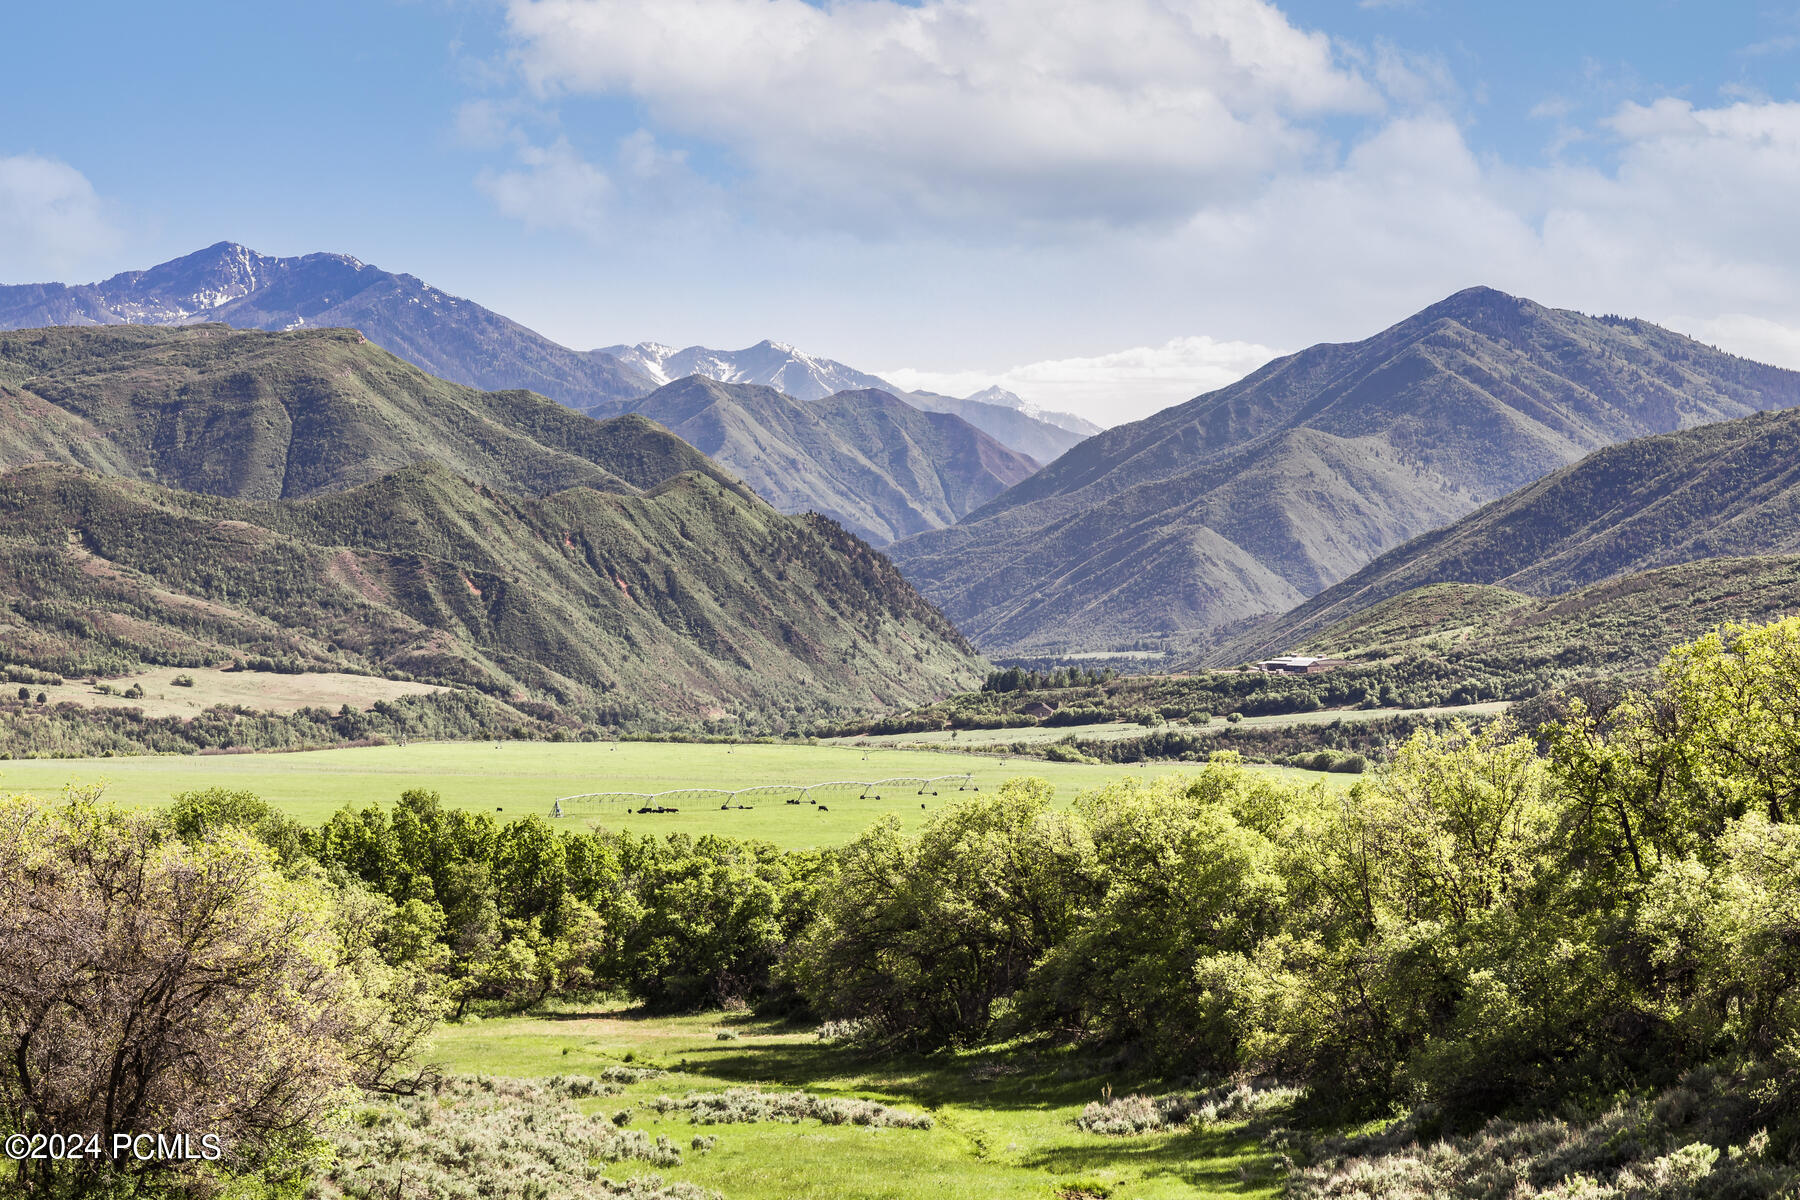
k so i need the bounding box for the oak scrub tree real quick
[0,792,441,1197]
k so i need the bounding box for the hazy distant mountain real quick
[888,287,1800,656]
[1,244,1098,467]
[0,325,985,719]
[601,338,1095,459]
[590,377,1039,545]
[905,391,1090,463]
[0,242,653,409]
[602,339,894,402]
[1214,400,1800,664]
[964,385,1101,436]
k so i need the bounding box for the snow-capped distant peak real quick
[964,385,1031,413]
[597,338,900,402]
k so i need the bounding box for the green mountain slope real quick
[888,288,1800,655]
[1289,556,1800,682]
[0,324,730,501]
[1221,402,1800,661]
[0,462,983,724]
[591,377,1040,545]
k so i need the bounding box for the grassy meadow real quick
[0,738,1347,846]
[430,1005,1279,1200]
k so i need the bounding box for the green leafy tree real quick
[0,792,439,1197]
[791,779,1095,1047]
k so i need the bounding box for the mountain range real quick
[589,376,1039,545]
[889,287,1800,656]
[0,325,984,721]
[0,242,657,411]
[1283,556,1800,687]
[1214,398,1800,663]
[0,242,1092,454]
[0,243,1097,537]
[600,338,1097,455]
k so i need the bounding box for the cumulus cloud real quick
[0,154,120,279]
[477,138,615,238]
[885,335,1278,426]
[500,0,1380,230]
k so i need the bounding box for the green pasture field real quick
[430,1005,1279,1200]
[0,739,1346,847]
[825,699,1511,752]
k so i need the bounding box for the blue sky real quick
[5,0,1798,423]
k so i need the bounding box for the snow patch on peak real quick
[965,385,1030,412]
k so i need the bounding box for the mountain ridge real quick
[0,323,738,502]
[599,336,1098,455]
[0,242,656,410]
[589,376,1040,545]
[1209,399,1800,664]
[888,286,1800,655]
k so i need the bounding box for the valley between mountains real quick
[12,244,1800,1200]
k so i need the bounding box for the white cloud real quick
[500,0,1380,230]
[885,335,1278,426]
[477,138,615,239]
[454,99,523,150]
[1686,314,1800,371]
[877,94,1800,426]
[0,154,120,279]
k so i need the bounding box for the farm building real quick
[1254,655,1340,675]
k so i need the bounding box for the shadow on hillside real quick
[666,1032,1190,1116]
[1021,1124,1273,1194]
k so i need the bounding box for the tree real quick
[790,780,1094,1047]
[0,792,439,1195]
[1028,757,1293,1066]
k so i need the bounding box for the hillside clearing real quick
[10,666,445,718]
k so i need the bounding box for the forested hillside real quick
[0,461,983,727]
[890,287,1800,655]
[0,323,738,501]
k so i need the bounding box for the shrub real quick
[1076,1081,1299,1136]
[321,1075,703,1199]
[650,1088,933,1129]
[171,673,196,687]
